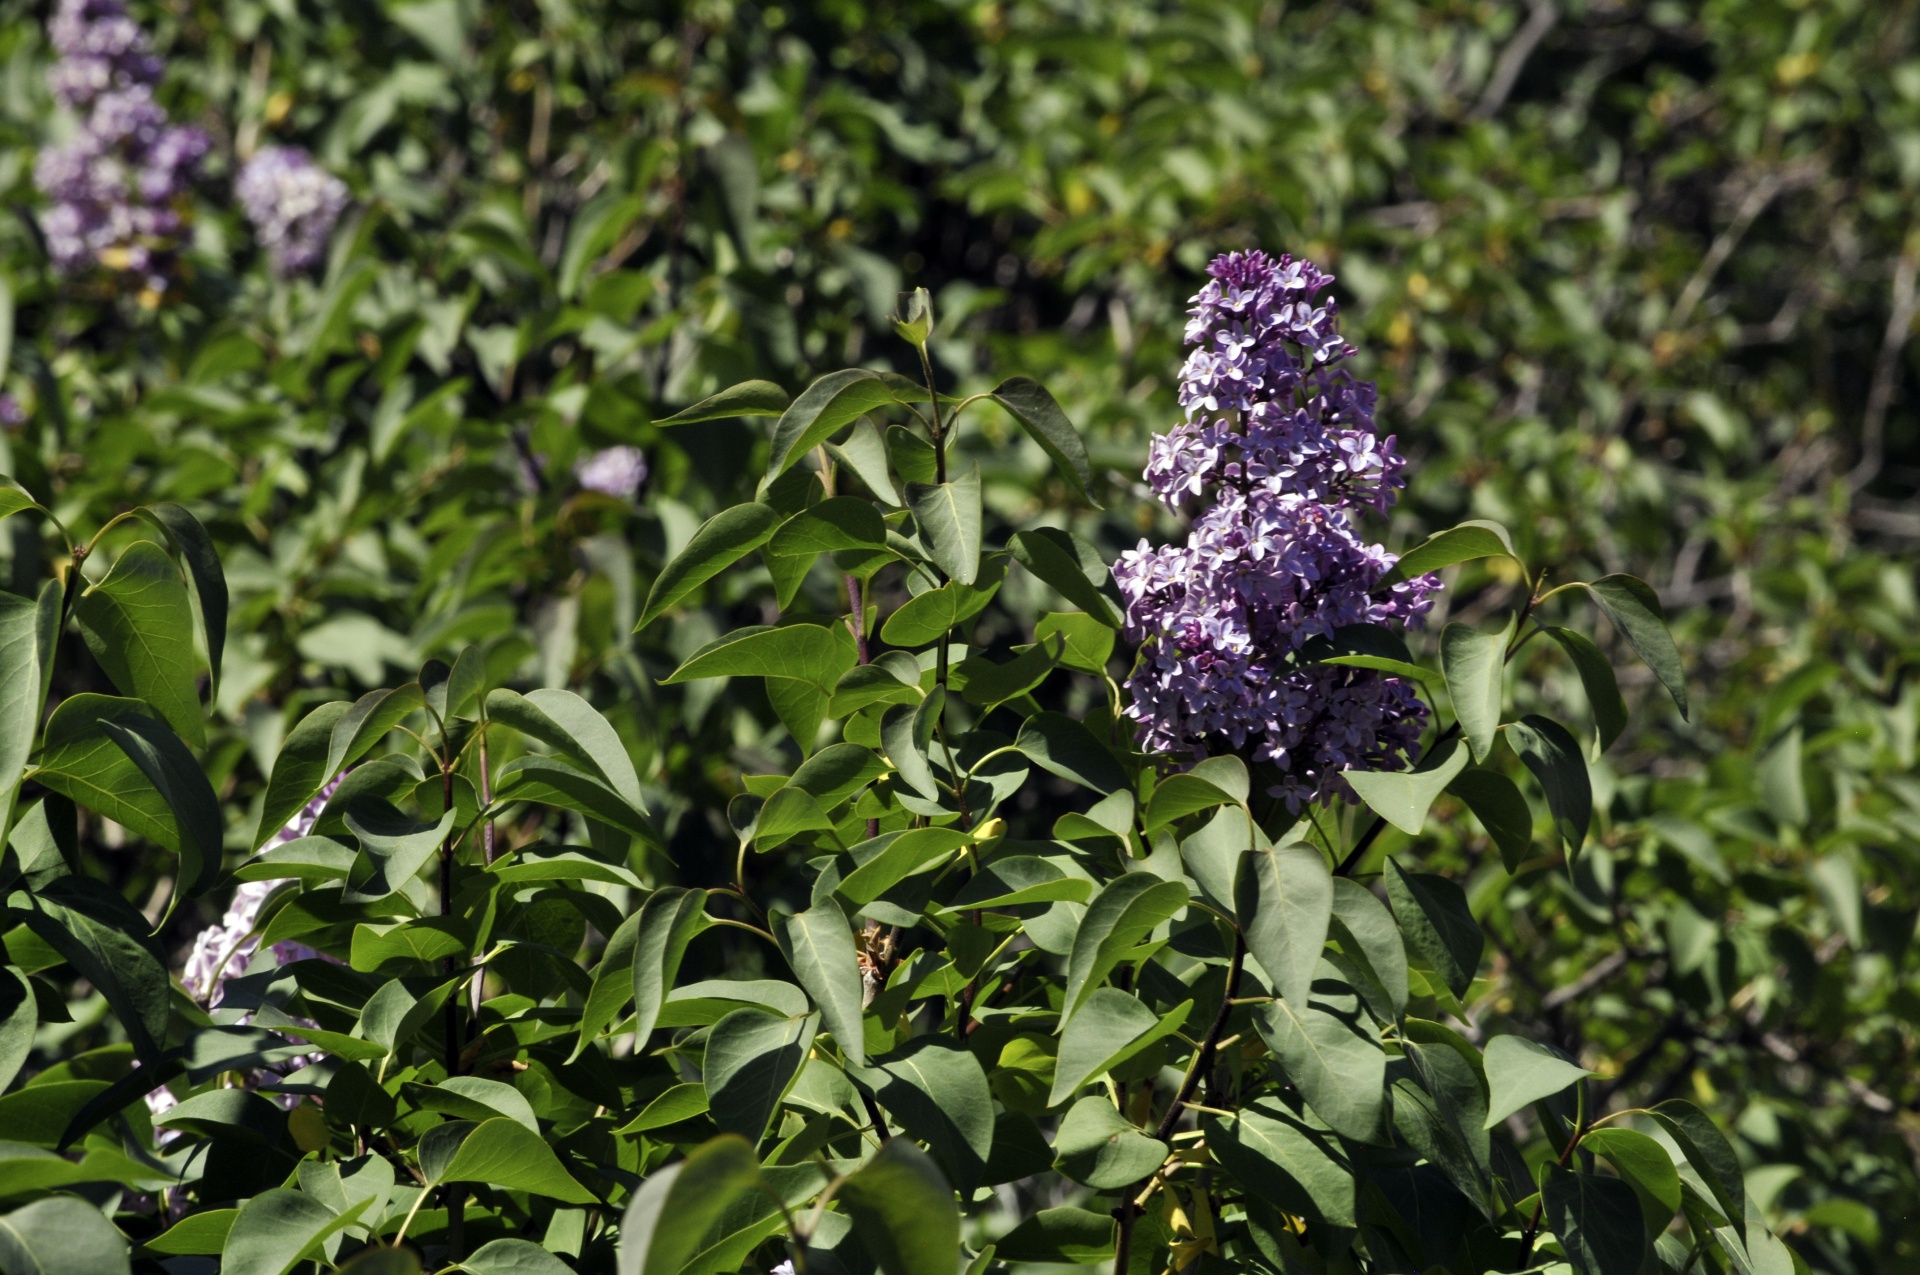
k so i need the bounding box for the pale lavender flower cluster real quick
[178,773,344,1007]
[576,445,648,499]
[0,395,23,429]
[235,146,350,276]
[34,0,207,291]
[1115,250,1440,811]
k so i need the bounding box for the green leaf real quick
[0,1196,130,1275]
[335,1250,424,1275]
[0,968,33,1093]
[29,696,187,855]
[765,370,910,483]
[959,636,1061,710]
[1142,771,1238,833]
[613,1083,710,1135]
[1061,874,1189,1023]
[1440,619,1511,764]
[1581,1127,1682,1220]
[878,562,1005,647]
[145,1209,238,1256]
[1009,529,1122,627]
[769,496,889,558]
[135,503,229,697]
[906,467,984,586]
[880,693,944,803]
[705,1008,817,1145]
[461,1238,576,1275]
[1053,1095,1167,1188]
[1206,1103,1355,1226]
[9,879,168,1067]
[615,1135,765,1275]
[98,716,222,897]
[1344,735,1469,836]
[1384,860,1483,999]
[341,800,455,903]
[665,623,855,694]
[253,701,352,850]
[1481,1035,1595,1128]
[837,1138,961,1275]
[436,1117,596,1202]
[1255,999,1387,1143]
[1542,1165,1652,1275]
[989,377,1097,506]
[835,828,970,909]
[486,688,646,813]
[1236,844,1333,1010]
[993,1208,1113,1264]
[1382,520,1516,585]
[1447,768,1535,872]
[496,757,650,838]
[1580,574,1688,719]
[72,540,205,748]
[777,905,867,1066]
[1545,626,1629,754]
[0,582,58,826]
[1035,611,1116,672]
[752,787,836,849]
[1325,878,1408,1019]
[631,887,711,1053]
[349,918,467,973]
[946,857,1094,912]
[657,380,790,425]
[827,418,902,506]
[1505,715,1592,854]
[1015,712,1128,793]
[855,1038,995,1193]
[788,742,887,808]
[1050,990,1191,1107]
[1649,1100,1746,1249]
[220,1189,370,1275]
[639,503,783,628]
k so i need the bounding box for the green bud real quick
[892,287,934,346]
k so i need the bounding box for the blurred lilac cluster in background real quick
[235,145,350,276]
[33,0,207,295]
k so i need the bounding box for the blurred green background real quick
[3,0,1917,1267]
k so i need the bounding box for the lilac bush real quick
[234,145,351,276]
[34,0,207,294]
[1115,250,1440,810]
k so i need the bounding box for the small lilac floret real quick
[1115,250,1442,812]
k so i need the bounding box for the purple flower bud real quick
[235,146,351,276]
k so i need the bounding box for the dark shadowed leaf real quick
[220,1189,370,1275]
[136,502,228,696]
[1543,1165,1652,1275]
[854,1037,994,1193]
[705,1008,817,1144]
[253,701,352,850]
[1447,768,1535,872]
[1385,860,1483,999]
[989,376,1097,505]
[1009,528,1122,627]
[98,715,222,897]
[1580,574,1688,719]
[1015,712,1128,793]
[838,1138,961,1275]
[615,1136,764,1275]
[0,1196,130,1275]
[1546,626,1629,754]
[1206,1103,1355,1226]
[1649,1100,1746,1250]
[631,887,711,1052]
[436,1117,595,1202]
[1050,990,1191,1106]
[1505,715,1592,855]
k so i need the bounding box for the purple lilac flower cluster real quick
[235,146,350,276]
[576,445,648,499]
[33,0,207,293]
[1114,250,1441,812]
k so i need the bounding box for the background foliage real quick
[1,0,1917,1272]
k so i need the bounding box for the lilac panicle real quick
[576,445,648,499]
[1114,249,1440,812]
[235,146,350,276]
[35,0,206,292]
